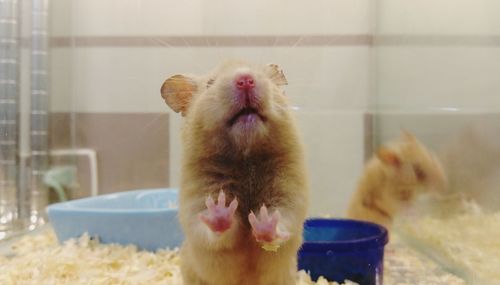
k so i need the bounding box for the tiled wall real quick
[47,0,500,215]
[374,0,500,111]
[376,0,500,35]
[46,0,500,215]
[49,0,375,216]
[51,0,373,36]
[372,1,500,211]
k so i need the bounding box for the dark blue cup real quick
[298,218,389,285]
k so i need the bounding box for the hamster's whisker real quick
[215,38,225,66]
[292,36,304,47]
[151,37,204,71]
[120,113,165,148]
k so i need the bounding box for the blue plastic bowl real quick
[298,218,389,285]
[46,188,183,251]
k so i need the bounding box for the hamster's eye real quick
[206,78,215,88]
[413,164,426,182]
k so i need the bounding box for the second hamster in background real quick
[347,131,448,228]
[161,60,309,285]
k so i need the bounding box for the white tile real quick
[199,0,372,35]
[296,111,365,217]
[375,46,500,111]
[50,0,372,36]
[51,46,370,112]
[50,0,73,37]
[278,47,371,111]
[377,0,500,35]
[70,0,204,36]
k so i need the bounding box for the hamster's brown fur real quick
[347,132,448,228]
[161,60,309,285]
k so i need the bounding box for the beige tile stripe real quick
[49,35,373,47]
[376,35,500,46]
[20,35,500,48]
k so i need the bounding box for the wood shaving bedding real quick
[396,210,500,283]
[0,230,355,285]
[384,238,466,285]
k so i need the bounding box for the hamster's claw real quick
[248,205,290,247]
[199,190,238,234]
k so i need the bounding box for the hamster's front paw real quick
[199,190,238,234]
[248,205,290,251]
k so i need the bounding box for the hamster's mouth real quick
[228,108,266,126]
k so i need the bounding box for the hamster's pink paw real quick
[248,205,290,244]
[199,190,238,234]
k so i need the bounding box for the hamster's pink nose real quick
[235,74,255,90]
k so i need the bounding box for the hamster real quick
[346,131,448,228]
[161,60,309,285]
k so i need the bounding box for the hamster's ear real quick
[377,147,401,168]
[266,64,288,86]
[161,74,198,116]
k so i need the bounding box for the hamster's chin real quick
[228,108,266,126]
[233,112,260,126]
[228,115,268,149]
[230,114,265,132]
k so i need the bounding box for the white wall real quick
[377,0,500,35]
[49,0,500,215]
[49,0,375,216]
[51,0,372,36]
[51,47,371,113]
[373,0,500,138]
[50,0,374,113]
[374,0,500,111]
[373,1,500,211]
